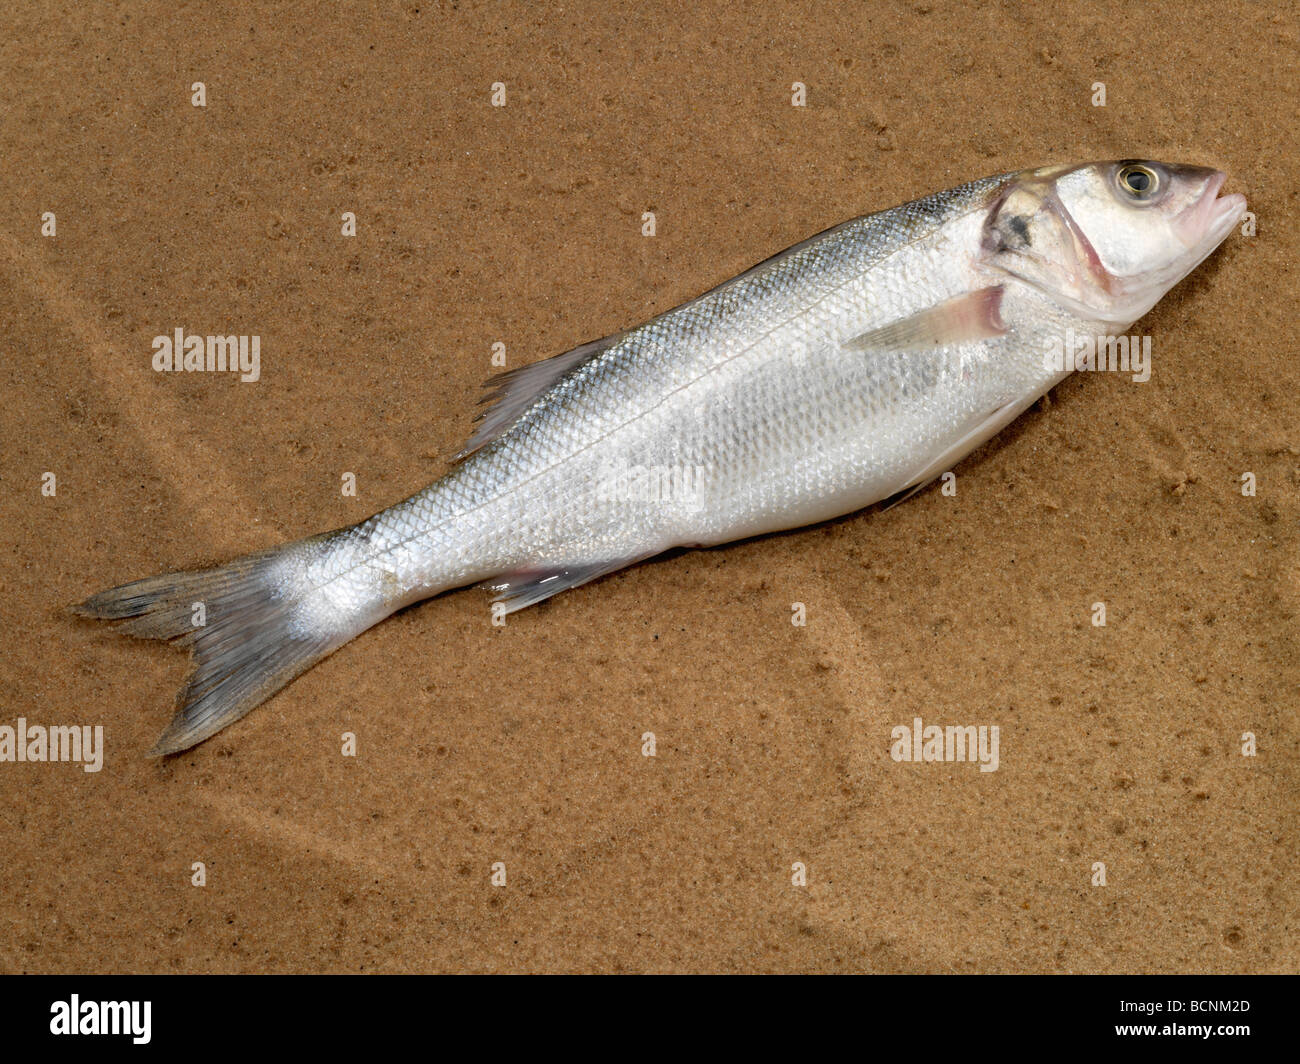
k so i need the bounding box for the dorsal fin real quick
[455,331,624,461]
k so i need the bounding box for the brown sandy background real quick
[1,0,1296,973]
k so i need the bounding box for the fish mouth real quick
[1175,170,1247,251]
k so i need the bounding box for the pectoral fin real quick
[845,286,1006,353]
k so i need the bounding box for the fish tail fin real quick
[71,532,351,756]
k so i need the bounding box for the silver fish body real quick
[76,161,1246,753]
[311,176,1078,617]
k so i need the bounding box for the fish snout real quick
[1174,169,1247,249]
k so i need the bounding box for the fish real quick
[73,159,1246,755]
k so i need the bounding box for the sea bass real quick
[75,160,1246,754]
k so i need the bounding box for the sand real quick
[0,0,1296,973]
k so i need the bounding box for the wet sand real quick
[0,0,1296,972]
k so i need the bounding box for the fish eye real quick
[1116,163,1160,199]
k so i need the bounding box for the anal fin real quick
[480,554,654,614]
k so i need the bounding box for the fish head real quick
[981,160,1246,326]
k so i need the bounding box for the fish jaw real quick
[1171,170,1248,274]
